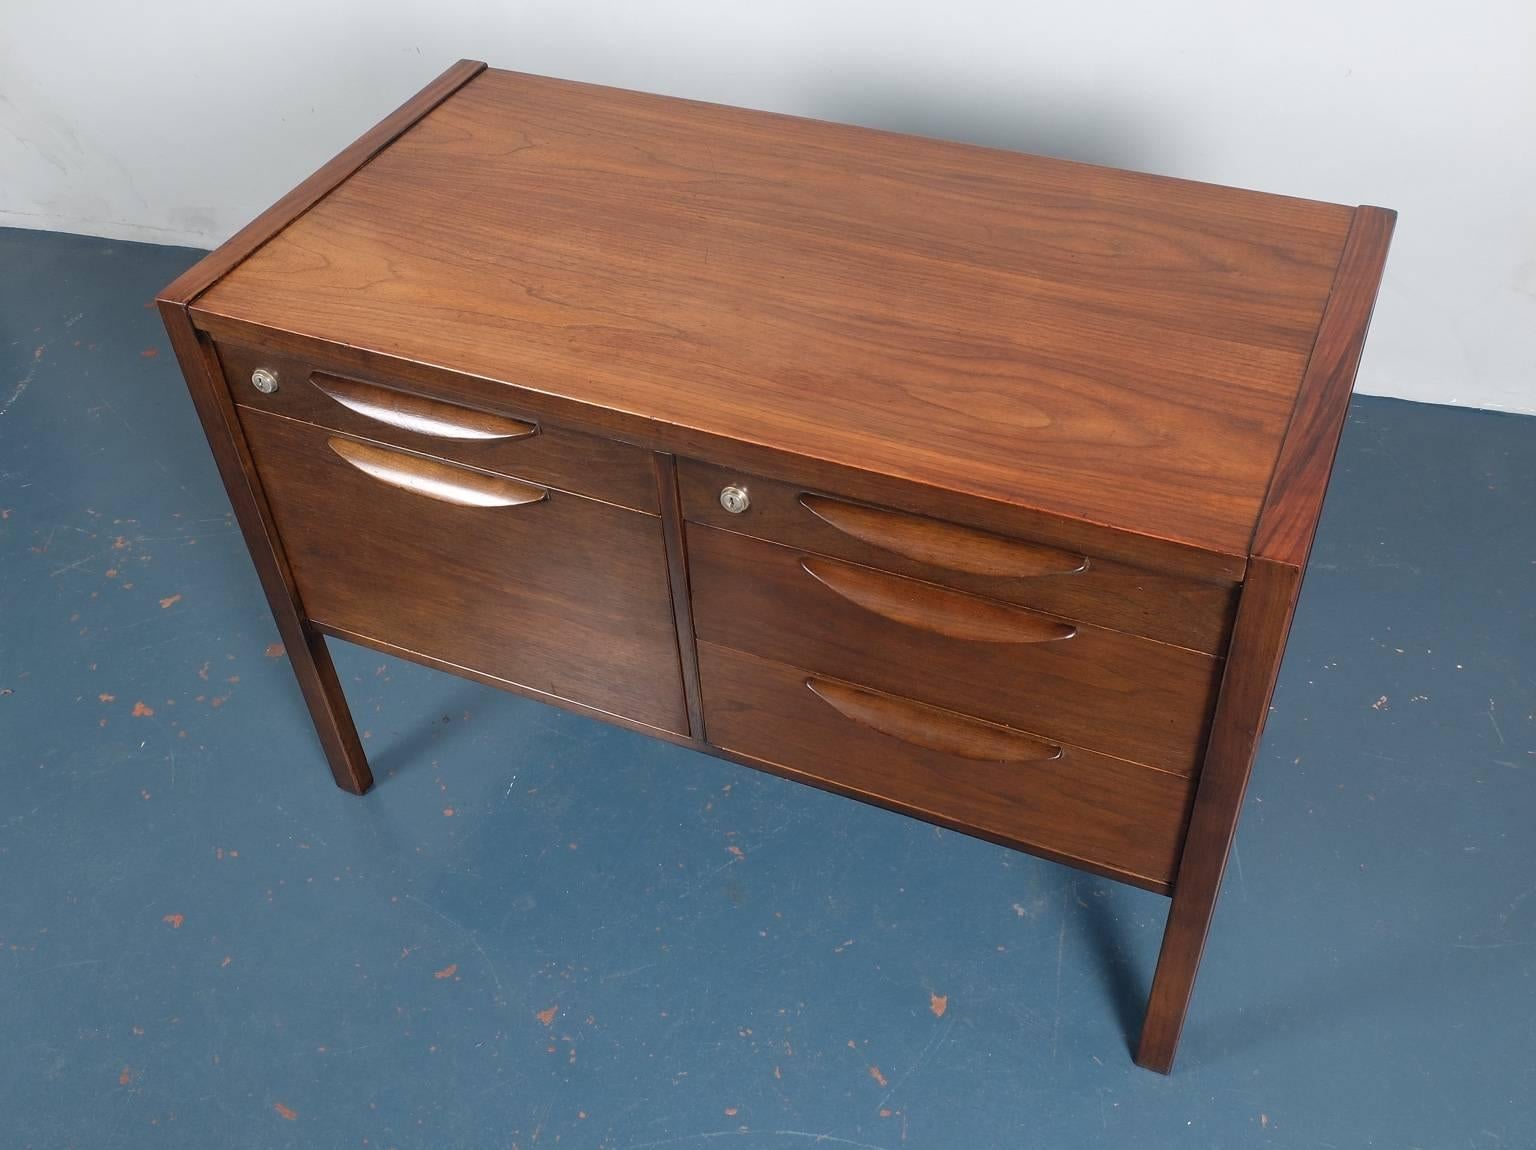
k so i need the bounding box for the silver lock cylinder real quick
[251,367,279,394]
[719,485,750,514]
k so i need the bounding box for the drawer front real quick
[699,643,1194,890]
[679,460,1236,654]
[243,408,687,734]
[688,524,1220,774]
[221,343,659,513]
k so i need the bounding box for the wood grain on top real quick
[161,59,486,308]
[193,68,1358,560]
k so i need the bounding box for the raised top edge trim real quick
[1253,205,1397,568]
[157,59,487,309]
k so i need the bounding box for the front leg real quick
[1136,559,1300,1072]
[159,301,372,795]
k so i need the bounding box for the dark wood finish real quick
[326,436,548,506]
[801,557,1078,645]
[1254,207,1398,566]
[201,322,1252,582]
[310,372,537,440]
[1130,205,1396,1072]
[679,461,1239,654]
[219,343,660,513]
[799,494,1087,577]
[1136,559,1301,1072]
[653,453,707,740]
[155,61,485,794]
[315,621,697,745]
[241,410,687,734]
[805,677,1062,763]
[160,66,1396,1072]
[156,308,372,794]
[192,68,1355,565]
[688,524,1221,775]
[700,643,1194,891]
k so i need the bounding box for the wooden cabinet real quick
[159,61,1394,1073]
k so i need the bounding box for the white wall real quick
[3,0,1532,414]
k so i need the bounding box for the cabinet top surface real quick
[194,68,1362,560]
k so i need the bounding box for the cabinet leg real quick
[159,300,372,795]
[287,625,372,795]
[1134,559,1302,1073]
[1135,874,1220,1072]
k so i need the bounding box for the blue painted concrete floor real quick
[3,226,1533,1149]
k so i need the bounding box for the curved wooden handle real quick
[799,494,1087,578]
[806,677,1062,763]
[801,557,1076,644]
[311,373,537,441]
[327,437,547,508]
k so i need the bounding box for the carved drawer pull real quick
[799,494,1087,577]
[327,437,547,508]
[311,372,538,441]
[800,557,1077,644]
[806,677,1062,763]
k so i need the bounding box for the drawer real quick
[220,343,659,513]
[679,460,1236,654]
[688,524,1220,774]
[242,408,687,734]
[699,642,1194,890]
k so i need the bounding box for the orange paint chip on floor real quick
[930,992,948,1018]
[724,1107,739,1117]
[264,643,285,658]
[536,1005,559,1026]
[140,347,159,358]
[99,693,115,703]
[434,963,458,980]
[868,1066,888,1087]
[162,913,184,929]
[272,1102,298,1121]
[132,701,154,717]
[118,1065,133,1086]
[159,593,182,609]
[442,807,455,817]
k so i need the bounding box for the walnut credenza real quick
[160,61,1394,1072]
